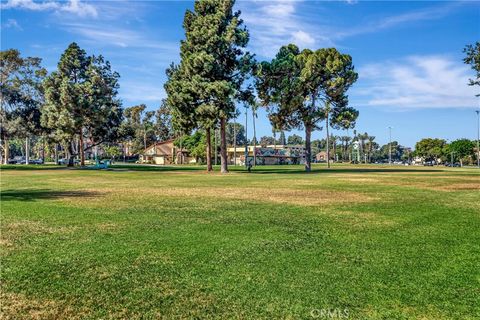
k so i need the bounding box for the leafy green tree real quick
[121,104,156,154]
[42,43,122,166]
[259,136,275,147]
[414,138,448,163]
[449,139,475,166]
[175,131,206,163]
[463,42,480,96]
[257,45,358,171]
[104,145,121,162]
[1,49,47,164]
[226,122,246,146]
[165,0,253,173]
[287,134,304,145]
[311,139,326,157]
[155,100,173,142]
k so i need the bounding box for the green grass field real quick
[1,164,479,319]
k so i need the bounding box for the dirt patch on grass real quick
[2,221,78,235]
[0,221,79,251]
[432,183,480,191]
[0,292,87,320]
[62,186,375,208]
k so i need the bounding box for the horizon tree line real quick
[1,0,478,171]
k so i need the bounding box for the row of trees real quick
[2,0,478,171]
[164,0,360,173]
[1,44,174,166]
[415,138,478,166]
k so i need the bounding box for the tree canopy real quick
[463,42,480,96]
[256,44,358,171]
[0,49,46,163]
[42,43,122,166]
[165,0,253,172]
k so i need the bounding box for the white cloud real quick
[1,0,58,11]
[60,0,97,18]
[62,22,179,53]
[1,0,97,17]
[2,18,22,30]
[355,56,478,109]
[238,1,467,58]
[237,1,326,57]
[292,30,315,45]
[334,2,462,39]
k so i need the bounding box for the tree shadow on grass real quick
[109,164,446,174]
[0,189,101,202]
[0,165,67,171]
[235,167,446,174]
[110,164,205,172]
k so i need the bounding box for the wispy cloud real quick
[355,56,478,109]
[1,0,97,17]
[61,22,179,54]
[335,2,463,39]
[239,1,467,58]
[1,18,22,30]
[237,1,331,57]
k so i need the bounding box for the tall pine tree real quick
[42,43,122,166]
[165,0,253,172]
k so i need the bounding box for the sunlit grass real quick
[1,164,479,319]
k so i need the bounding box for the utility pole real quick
[214,127,218,166]
[388,126,393,165]
[25,137,30,165]
[233,110,237,166]
[245,105,248,169]
[476,110,480,168]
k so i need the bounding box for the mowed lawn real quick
[1,164,479,319]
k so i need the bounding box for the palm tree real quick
[340,136,351,161]
[358,132,369,163]
[366,135,376,163]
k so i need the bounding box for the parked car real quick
[445,163,461,167]
[57,158,79,165]
[7,156,25,164]
[30,159,44,165]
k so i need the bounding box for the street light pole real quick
[245,104,248,169]
[233,109,237,166]
[388,126,392,165]
[476,110,480,168]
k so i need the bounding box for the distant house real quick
[139,140,194,165]
[227,145,305,165]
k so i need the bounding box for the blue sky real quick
[1,0,479,147]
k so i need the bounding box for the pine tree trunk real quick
[326,112,330,169]
[54,143,59,164]
[305,125,312,172]
[220,117,228,173]
[205,127,213,172]
[25,137,30,165]
[252,109,257,167]
[67,142,75,167]
[332,138,336,163]
[4,137,9,164]
[233,115,237,166]
[79,131,85,166]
